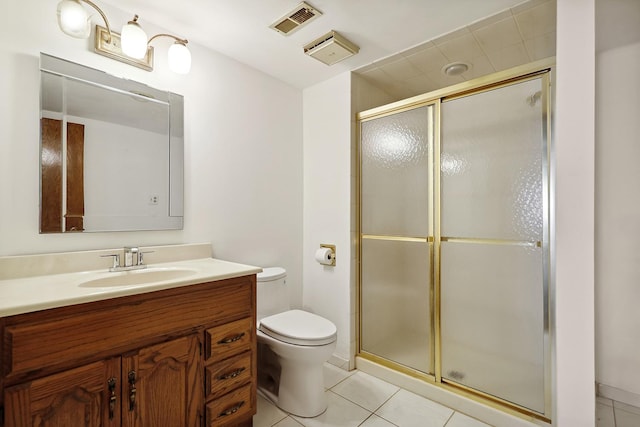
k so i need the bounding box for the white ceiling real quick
[98,0,536,89]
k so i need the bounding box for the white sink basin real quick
[79,267,198,288]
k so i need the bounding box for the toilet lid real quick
[257,267,286,282]
[259,309,337,346]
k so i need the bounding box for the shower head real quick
[526,91,542,107]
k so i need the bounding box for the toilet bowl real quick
[256,268,337,417]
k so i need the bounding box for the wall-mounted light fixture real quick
[56,0,191,74]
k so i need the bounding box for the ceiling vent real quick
[304,30,360,66]
[270,2,322,35]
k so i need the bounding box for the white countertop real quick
[0,257,262,317]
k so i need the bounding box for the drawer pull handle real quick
[128,370,137,411]
[217,367,246,380]
[107,377,117,420]
[219,401,245,417]
[217,332,245,344]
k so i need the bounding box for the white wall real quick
[554,0,595,425]
[0,0,303,305]
[297,74,398,367]
[595,40,640,402]
[302,73,353,366]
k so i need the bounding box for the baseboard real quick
[598,383,640,407]
[327,353,350,371]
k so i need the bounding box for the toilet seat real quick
[257,267,287,282]
[259,309,337,346]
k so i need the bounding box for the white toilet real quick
[256,267,337,417]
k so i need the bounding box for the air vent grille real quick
[275,20,298,34]
[303,34,334,53]
[290,8,316,24]
[270,2,322,35]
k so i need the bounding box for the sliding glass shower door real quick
[439,77,548,413]
[358,70,550,418]
[360,105,435,375]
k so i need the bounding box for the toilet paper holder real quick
[318,244,336,266]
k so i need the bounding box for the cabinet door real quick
[4,358,120,427]
[122,335,202,427]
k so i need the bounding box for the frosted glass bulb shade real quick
[121,21,148,59]
[168,42,191,74]
[57,0,90,39]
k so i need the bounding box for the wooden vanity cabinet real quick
[3,336,200,427]
[0,275,257,427]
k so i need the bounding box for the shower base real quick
[356,357,548,427]
[359,330,548,426]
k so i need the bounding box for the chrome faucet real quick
[101,253,121,270]
[124,247,138,267]
[102,247,150,272]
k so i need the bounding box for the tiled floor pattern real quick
[253,363,492,427]
[255,363,640,427]
[597,397,640,427]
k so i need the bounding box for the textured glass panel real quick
[441,79,543,241]
[361,106,432,236]
[361,239,432,374]
[440,242,544,413]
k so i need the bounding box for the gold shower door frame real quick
[356,58,553,422]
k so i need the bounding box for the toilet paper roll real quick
[315,247,334,265]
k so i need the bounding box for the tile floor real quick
[596,396,640,427]
[253,363,494,427]
[254,363,640,427]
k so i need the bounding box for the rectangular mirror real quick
[39,53,184,233]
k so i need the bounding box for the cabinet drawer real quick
[206,351,252,400]
[206,383,254,427]
[205,317,253,362]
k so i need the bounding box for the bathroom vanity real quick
[0,244,260,427]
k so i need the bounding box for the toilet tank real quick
[257,267,290,321]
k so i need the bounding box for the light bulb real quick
[121,16,148,59]
[57,0,90,39]
[168,42,191,74]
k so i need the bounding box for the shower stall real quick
[357,62,552,421]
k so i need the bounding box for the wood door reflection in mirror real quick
[40,118,85,233]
